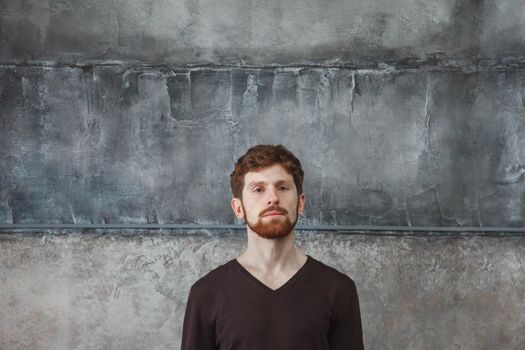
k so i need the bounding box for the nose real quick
[267,186,279,205]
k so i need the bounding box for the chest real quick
[215,288,332,349]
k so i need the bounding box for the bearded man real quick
[181,144,364,350]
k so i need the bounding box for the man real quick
[181,144,364,349]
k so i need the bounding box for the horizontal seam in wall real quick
[2,60,525,72]
[1,224,525,235]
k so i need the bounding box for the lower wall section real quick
[1,232,524,349]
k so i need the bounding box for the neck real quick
[239,228,305,272]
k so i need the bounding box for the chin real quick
[248,217,296,240]
[257,230,291,240]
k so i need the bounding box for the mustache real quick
[259,205,288,217]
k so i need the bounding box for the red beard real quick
[241,203,299,239]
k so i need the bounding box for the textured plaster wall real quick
[2,66,525,227]
[1,0,524,66]
[1,233,524,349]
[1,0,525,349]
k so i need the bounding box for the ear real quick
[297,193,305,215]
[231,197,244,219]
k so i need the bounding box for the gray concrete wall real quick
[1,0,525,349]
[1,232,524,349]
[2,66,525,227]
[1,0,524,66]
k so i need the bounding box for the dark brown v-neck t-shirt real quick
[181,255,364,350]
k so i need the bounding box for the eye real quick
[253,187,263,193]
[279,186,288,191]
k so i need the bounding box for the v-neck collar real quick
[232,255,312,294]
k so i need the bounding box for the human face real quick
[231,164,305,239]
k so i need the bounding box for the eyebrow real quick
[247,180,292,188]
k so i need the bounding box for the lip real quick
[263,211,285,217]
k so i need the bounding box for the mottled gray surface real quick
[1,0,525,349]
[0,0,524,66]
[1,232,524,350]
[2,66,525,227]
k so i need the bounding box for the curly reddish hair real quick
[230,144,304,199]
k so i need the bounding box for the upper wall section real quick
[1,66,525,226]
[1,0,524,66]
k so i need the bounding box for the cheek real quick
[290,197,299,210]
[250,206,261,219]
[243,203,259,220]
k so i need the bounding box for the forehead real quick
[243,164,293,185]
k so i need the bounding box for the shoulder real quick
[307,256,360,316]
[183,260,237,323]
[307,256,358,292]
[189,259,236,296]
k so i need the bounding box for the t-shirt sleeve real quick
[180,284,217,350]
[328,278,364,350]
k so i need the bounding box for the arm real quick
[328,278,364,350]
[180,285,217,350]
